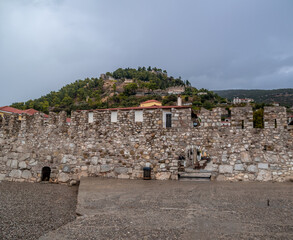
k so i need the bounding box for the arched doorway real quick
[41,167,51,181]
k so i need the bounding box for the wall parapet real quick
[0,106,292,183]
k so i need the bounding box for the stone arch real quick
[41,166,51,181]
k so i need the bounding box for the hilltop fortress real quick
[0,106,292,183]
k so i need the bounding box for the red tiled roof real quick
[140,100,161,104]
[0,106,70,122]
[76,105,191,112]
[23,109,39,115]
[0,106,24,114]
[0,106,48,117]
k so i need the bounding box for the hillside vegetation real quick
[214,89,293,107]
[11,67,225,114]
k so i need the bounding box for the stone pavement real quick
[40,178,293,240]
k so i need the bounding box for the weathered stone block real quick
[256,170,272,181]
[22,170,32,179]
[58,172,70,183]
[155,172,171,180]
[19,161,27,170]
[115,167,128,174]
[258,163,268,169]
[9,170,22,178]
[19,153,30,161]
[61,156,68,164]
[247,165,258,173]
[240,152,250,163]
[219,165,233,173]
[160,163,166,169]
[63,165,71,173]
[11,160,18,169]
[91,157,98,165]
[100,164,112,172]
[234,164,244,171]
[216,175,226,181]
[28,159,37,166]
[81,166,88,171]
[6,160,11,167]
[118,174,130,179]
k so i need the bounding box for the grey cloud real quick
[0,0,292,105]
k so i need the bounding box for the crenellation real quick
[231,107,253,129]
[264,106,287,129]
[198,107,223,128]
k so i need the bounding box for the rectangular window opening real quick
[166,113,172,128]
[241,120,244,129]
[111,111,117,123]
[275,119,277,128]
[135,110,143,122]
[88,112,94,123]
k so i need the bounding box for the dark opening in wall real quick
[253,108,264,128]
[191,111,199,127]
[241,120,244,129]
[166,113,172,128]
[41,167,51,181]
[275,119,277,128]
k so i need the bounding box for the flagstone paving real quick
[41,178,293,240]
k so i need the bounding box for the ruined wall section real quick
[191,127,293,182]
[0,112,70,182]
[231,107,253,129]
[264,106,287,129]
[198,107,223,128]
[0,107,292,183]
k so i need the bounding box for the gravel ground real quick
[0,181,78,240]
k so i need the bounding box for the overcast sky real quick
[0,0,292,106]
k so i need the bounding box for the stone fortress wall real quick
[0,106,292,183]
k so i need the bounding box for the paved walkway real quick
[41,178,293,240]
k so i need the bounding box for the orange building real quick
[140,100,162,107]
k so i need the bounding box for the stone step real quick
[179,172,211,178]
[182,168,212,174]
[179,177,210,182]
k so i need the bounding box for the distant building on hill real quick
[197,92,208,95]
[166,86,185,95]
[124,79,133,83]
[100,73,115,81]
[140,100,162,107]
[233,97,254,104]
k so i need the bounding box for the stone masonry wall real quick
[0,106,292,183]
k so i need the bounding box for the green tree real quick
[123,83,138,96]
[61,95,73,106]
[146,82,157,91]
[41,101,49,113]
[202,101,215,110]
[253,109,264,128]
[162,95,177,106]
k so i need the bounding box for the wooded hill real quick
[11,67,226,114]
[214,89,293,107]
